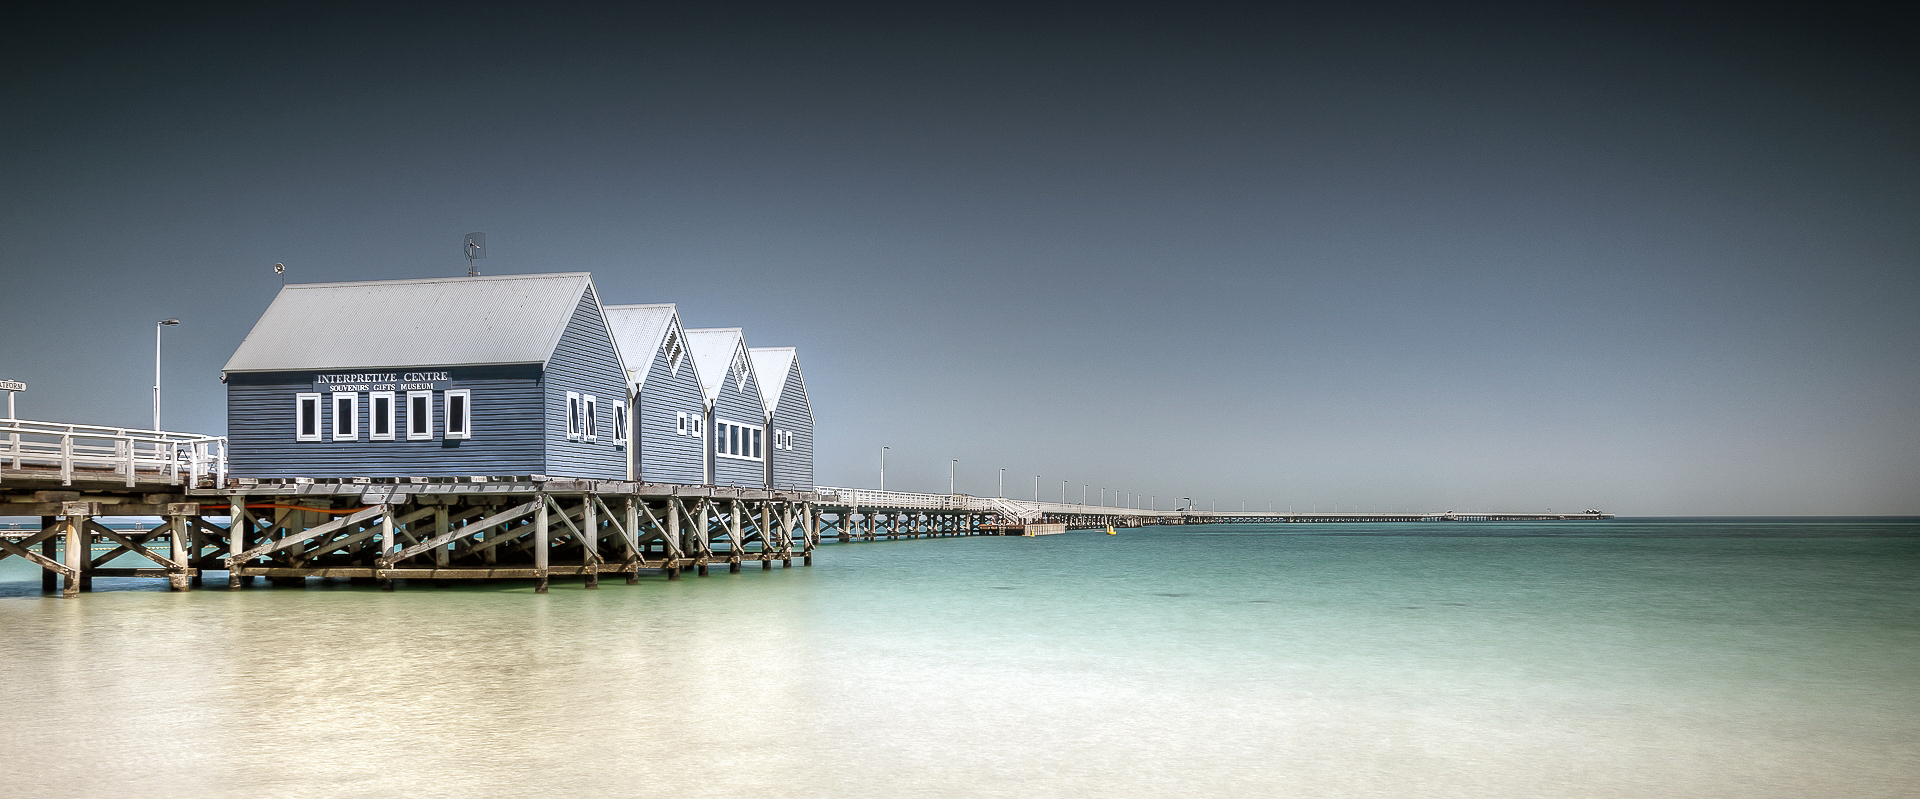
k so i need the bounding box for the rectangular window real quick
[583,395,598,442]
[369,391,395,440]
[296,393,322,442]
[445,389,471,440]
[713,419,764,462]
[565,392,581,440]
[676,411,688,436]
[332,392,359,441]
[407,390,434,440]
[612,401,627,445]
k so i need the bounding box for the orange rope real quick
[241,503,372,515]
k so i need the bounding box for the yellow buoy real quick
[1106,524,1117,535]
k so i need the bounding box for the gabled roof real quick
[604,303,691,391]
[223,272,599,373]
[748,347,813,422]
[685,328,759,407]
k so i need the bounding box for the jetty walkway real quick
[3,418,1608,598]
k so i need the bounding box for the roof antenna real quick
[273,263,285,285]
[464,233,486,276]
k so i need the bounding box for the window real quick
[296,393,322,442]
[407,390,434,440]
[331,393,359,441]
[612,400,627,445]
[445,389,471,440]
[369,392,395,440]
[713,419,764,462]
[676,411,688,436]
[565,392,581,440]
[583,394,598,442]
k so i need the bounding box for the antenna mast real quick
[464,232,486,276]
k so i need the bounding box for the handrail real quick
[0,418,227,488]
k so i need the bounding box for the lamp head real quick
[159,319,180,326]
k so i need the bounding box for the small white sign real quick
[0,379,25,392]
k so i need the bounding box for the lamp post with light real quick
[153,319,180,431]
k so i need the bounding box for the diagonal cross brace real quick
[89,520,183,570]
[384,500,537,566]
[0,531,74,576]
[228,505,385,567]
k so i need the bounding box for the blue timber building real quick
[749,347,814,491]
[221,273,631,480]
[604,303,708,485]
[686,328,768,488]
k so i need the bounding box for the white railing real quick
[810,488,1174,524]
[0,418,227,488]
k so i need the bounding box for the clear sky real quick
[2,3,1914,515]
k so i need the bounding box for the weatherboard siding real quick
[226,365,545,478]
[768,363,814,491]
[710,357,767,488]
[542,285,629,480]
[636,343,705,484]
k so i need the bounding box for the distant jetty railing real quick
[0,418,227,488]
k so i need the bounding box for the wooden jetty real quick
[3,419,1611,599]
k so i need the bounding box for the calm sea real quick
[2,518,1916,798]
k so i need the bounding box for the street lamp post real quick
[950,459,957,495]
[880,446,888,492]
[1033,475,1039,502]
[153,319,180,431]
[998,468,1004,498]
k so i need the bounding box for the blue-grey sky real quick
[3,3,1915,514]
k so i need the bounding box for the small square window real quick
[565,392,581,440]
[612,400,627,445]
[583,395,598,442]
[676,411,688,436]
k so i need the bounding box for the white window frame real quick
[444,389,472,440]
[406,390,434,441]
[369,391,396,441]
[565,392,581,440]
[676,411,688,436]
[611,400,627,445]
[714,418,764,462]
[583,394,598,443]
[296,393,322,442]
[331,392,359,441]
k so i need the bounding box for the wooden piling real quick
[534,495,550,593]
[40,516,56,592]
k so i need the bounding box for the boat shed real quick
[686,328,767,488]
[604,303,707,485]
[221,272,630,480]
[749,347,814,492]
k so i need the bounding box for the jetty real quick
[1,269,1608,598]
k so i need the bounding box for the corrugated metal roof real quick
[686,328,752,406]
[748,347,796,414]
[223,273,594,373]
[604,303,684,390]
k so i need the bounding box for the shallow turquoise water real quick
[2,518,1916,797]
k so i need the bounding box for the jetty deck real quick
[3,418,1609,598]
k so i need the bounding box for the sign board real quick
[0,380,25,392]
[312,372,450,392]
